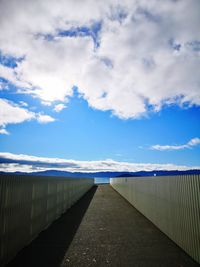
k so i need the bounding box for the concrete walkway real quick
[7,185,199,267]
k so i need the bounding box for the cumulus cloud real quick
[0,152,199,173]
[151,137,200,151]
[0,0,199,119]
[0,98,55,133]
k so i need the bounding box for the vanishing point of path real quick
[7,185,199,267]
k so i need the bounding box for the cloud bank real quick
[150,137,200,151]
[0,152,199,173]
[0,0,200,119]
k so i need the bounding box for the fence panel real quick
[0,174,94,266]
[111,175,200,264]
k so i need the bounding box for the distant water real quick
[94,177,110,184]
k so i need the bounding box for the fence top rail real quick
[110,174,200,180]
[0,174,94,181]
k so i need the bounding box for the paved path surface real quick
[7,185,199,267]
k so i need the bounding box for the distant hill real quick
[115,173,140,177]
[0,169,200,178]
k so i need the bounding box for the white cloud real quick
[0,128,9,135]
[54,103,67,112]
[0,152,199,173]
[36,113,55,123]
[0,65,31,88]
[0,98,35,126]
[19,101,28,107]
[150,138,200,151]
[0,0,200,118]
[0,98,55,133]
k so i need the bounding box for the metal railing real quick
[0,174,94,266]
[110,175,200,264]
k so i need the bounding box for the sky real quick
[0,0,200,173]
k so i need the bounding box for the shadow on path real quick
[7,186,97,267]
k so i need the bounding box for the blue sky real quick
[0,0,200,172]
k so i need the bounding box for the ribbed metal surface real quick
[111,175,200,264]
[0,174,94,266]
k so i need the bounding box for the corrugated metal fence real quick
[110,175,200,264]
[0,174,94,266]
